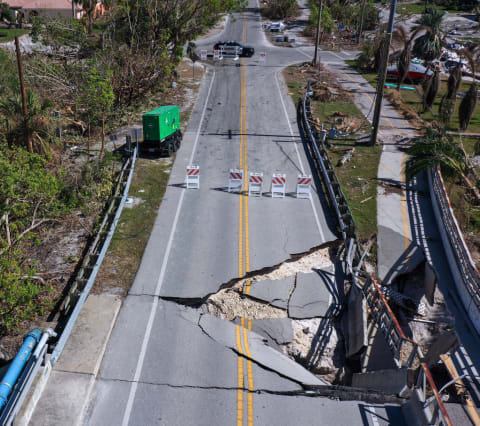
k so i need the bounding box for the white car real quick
[269,22,286,32]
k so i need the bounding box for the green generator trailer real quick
[142,106,182,156]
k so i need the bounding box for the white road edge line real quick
[274,71,326,242]
[370,406,380,426]
[121,70,216,426]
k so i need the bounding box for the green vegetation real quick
[96,158,171,294]
[0,146,120,333]
[306,0,380,39]
[284,64,379,242]
[0,0,244,338]
[396,1,473,15]
[262,0,298,19]
[346,60,480,132]
[0,29,28,43]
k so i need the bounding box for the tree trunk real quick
[461,173,480,203]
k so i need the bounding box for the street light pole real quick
[312,0,323,65]
[370,0,397,145]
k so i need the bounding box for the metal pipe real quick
[0,329,42,410]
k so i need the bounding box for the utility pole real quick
[370,0,397,146]
[71,0,75,19]
[312,0,323,65]
[358,0,366,44]
[14,36,32,153]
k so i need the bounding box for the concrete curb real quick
[17,294,121,426]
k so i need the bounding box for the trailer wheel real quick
[167,141,174,156]
[175,135,181,150]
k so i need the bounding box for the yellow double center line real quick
[236,11,254,426]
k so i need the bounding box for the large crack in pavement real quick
[98,376,406,404]
[149,239,352,389]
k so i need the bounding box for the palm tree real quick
[406,128,480,201]
[412,9,445,63]
[0,90,53,153]
[392,24,426,89]
[422,66,440,112]
[459,48,478,131]
[439,62,462,126]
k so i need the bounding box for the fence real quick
[0,147,137,425]
[428,166,480,335]
[299,85,451,425]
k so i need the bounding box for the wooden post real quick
[14,36,32,153]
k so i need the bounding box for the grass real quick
[0,28,28,43]
[346,59,480,133]
[345,60,480,262]
[95,157,172,294]
[283,64,379,242]
[396,1,470,15]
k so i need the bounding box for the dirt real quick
[0,59,205,361]
[204,244,348,383]
[384,89,429,131]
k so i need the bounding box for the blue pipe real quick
[0,329,42,410]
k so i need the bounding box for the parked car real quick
[213,41,255,57]
[386,63,433,83]
[268,22,286,32]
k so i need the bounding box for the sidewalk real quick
[327,61,417,280]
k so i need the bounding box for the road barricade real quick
[271,174,286,198]
[200,50,207,60]
[228,169,243,193]
[213,49,221,60]
[296,175,312,199]
[248,172,263,197]
[186,165,200,189]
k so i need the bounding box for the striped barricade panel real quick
[271,173,286,198]
[248,172,264,197]
[228,169,243,193]
[296,175,312,199]
[186,165,200,189]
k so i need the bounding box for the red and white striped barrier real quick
[271,173,286,198]
[186,165,200,189]
[248,172,263,197]
[200,49,207,60]
[228,169,243,193]
[213,49,221,60]
[296,175,312,199]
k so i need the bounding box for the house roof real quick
[5,0,82,10]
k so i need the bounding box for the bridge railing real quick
[0,147,137,425]
[429,166,480,334]
[300,85,451,426]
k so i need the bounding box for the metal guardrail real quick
[299,86,451,426]
[430,166,480,309]
[0,147,137,425]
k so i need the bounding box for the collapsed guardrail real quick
[299,84,451,425]
[428,166,480,336]
[0,147,137,425]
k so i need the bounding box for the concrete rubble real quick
[203,243,348,384]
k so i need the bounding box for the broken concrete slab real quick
[242,318,294,349]
[244,277,294,310]
[288,266,340,319]
[198,313,327,386]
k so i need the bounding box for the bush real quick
[263,0,297,19]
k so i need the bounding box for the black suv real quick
[213,41,255,57]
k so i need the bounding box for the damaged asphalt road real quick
[84,4,407,425]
